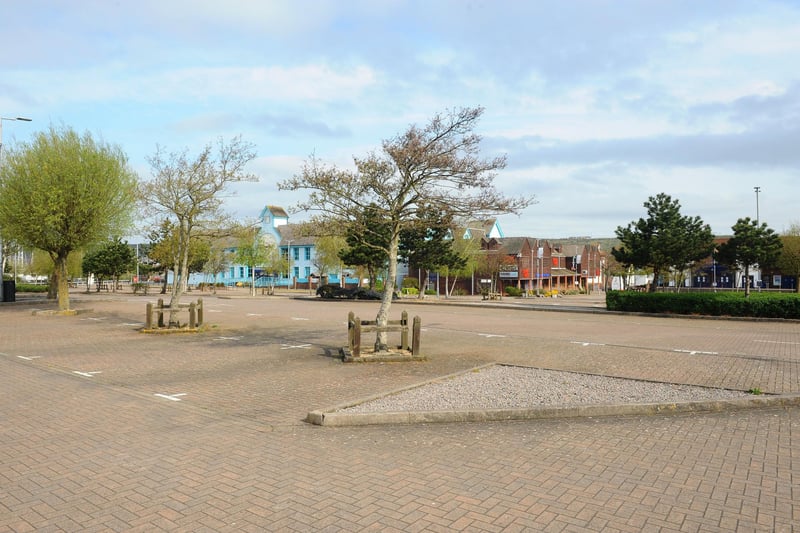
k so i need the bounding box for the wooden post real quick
[411,315,421,356]
[352,315,361,357]
[189,302,196,328]
[400,310,409,350]
[197,298,203,326]
[348,311,355,351]
[157,298,165,328]
[145,302,153,329]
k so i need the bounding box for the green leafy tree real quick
[281,107,533,351]
[717,217,783,297]
[233,228,271,296]
[148,219,210,295]
[399,205,466,299]
[27,249,84,297]
[0,125,137,310]
[313,235,347,286]
[441,223,482,296]
[201,241,231,292]
[612,193,714,292]
[82,238,135,292]
[338,205,391,289]
[139,136,256,325]
[261,240,288,290]
[777,223,800,292]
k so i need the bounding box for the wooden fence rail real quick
[346,310,421,358]
[145,298,204,329]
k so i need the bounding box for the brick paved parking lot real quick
[1,292,798,531]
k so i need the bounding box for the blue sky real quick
[2,0,799,239]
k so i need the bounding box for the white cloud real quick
[4,0,799,240]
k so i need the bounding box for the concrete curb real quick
[307,363,800,426]
[308,394,800,426]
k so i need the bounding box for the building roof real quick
[463,218,503,239]
[266,205,289,219]
[277,224,316,246]
[494,236,528,255]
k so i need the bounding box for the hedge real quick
[606,291,800,319]
[13,283,49,293]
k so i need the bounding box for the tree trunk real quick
[55,253,70,311]
[47,259,58,300]
[168,237,191,326]
[447,274,460,297]
[744,265,751,298]
[374,235,399,352]
[649,268,659,293]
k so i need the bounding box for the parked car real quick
[316,284,396,300]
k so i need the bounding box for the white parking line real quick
[755,339,800,345]
[72,371,102,377]
[570,341,606,347]
[154,393,187,402]
[281,343,312,350]
[214,336,243,341]
[291,317,310,321]
[477,333,506,338]
[673,349,718,355]
[17,355,42,360]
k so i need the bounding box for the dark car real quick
[316,284,396,300]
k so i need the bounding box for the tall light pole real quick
[0,116,33,303]
[753,186,761,290]
[285,240,293,290]
[0,116,33,157]
[754,186,761,225]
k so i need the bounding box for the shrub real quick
[13,283,48,293]
[505,286,523,297]
[605,291,800,319]
[401,277,419,289]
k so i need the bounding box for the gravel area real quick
[339,365,751,413]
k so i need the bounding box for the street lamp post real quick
[285,240,293,290]
[536,245,543,296]
[754,186,761,225]
[0,116,32,156]
[0,116,33,303]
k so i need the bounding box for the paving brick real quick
[1,292,799,531]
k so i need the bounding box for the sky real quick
[2,0,799,240]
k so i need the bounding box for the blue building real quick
[188,205,353,289]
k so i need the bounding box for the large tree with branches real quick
[139,136,257,324]
[0,126,137,311]
[280,107,533,352]
[717,217,783,297]
[613,193,714,292]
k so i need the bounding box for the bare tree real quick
[139,136,257,324]
[280,107,534,352]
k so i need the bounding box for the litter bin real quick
[2,280,15,302]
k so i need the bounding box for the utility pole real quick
[754,186,761,225]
